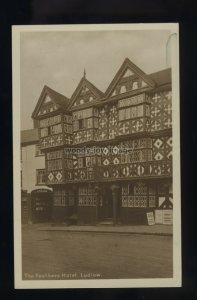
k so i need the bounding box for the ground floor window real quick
[54,189,67,206]
[121,182,148,207]
[121,181,171,208]
[78,185,97,206]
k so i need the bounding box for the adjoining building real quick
[31,58,173,225]
[21,129,52,223]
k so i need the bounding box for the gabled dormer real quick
[105,58,156,98]
[32,86,72,150]
[32,85,70,119]
[68,71,104,109]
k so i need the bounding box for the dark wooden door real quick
[103,187,113,219]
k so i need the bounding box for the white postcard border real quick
[12,23,181,289]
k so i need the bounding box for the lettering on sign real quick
[155,210,163,224]
[147,212,155,225]
[163,210,173,225]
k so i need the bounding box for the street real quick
[22,226,173,280]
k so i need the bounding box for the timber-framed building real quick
[32,58,173,225]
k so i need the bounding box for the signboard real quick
[31,189,52,194]
[155,210,163,224]
[147,212,155,225]
[163,210,173,225]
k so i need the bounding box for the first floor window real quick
[40,127,48,137]
[50,124,62,135]
[36,169,46,184]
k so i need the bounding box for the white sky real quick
[20,29,170,130]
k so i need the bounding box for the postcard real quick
[12,23,181,288]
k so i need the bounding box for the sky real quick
[20,29,171,130]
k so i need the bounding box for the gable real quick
[44,95,53,103]
[32,85,70,119]
[72,83,97,107]
[37,94,59,116]
[69,77,103,109]
[122,68,134,78]
[106,58,155,98]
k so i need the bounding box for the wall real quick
[21,144,46,193]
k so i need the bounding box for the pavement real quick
[24,223,173,236]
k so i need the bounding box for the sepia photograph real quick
[12,23,181,288]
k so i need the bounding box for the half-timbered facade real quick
[32,58,173,225]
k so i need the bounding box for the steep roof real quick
[21,128,39,145]
[149,68,171,86]
[68,77,104,109]
[104,58,156,99]
[32,85,70,119]
[44,85,70,109]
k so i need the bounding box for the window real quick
[67,159,73,169]
[118,105,144,121]
[119,109,125,121]
[39,115,61,128]
[64,115,72,123]
[94,108,98,116]
[80,99,84,105]
[65,159,73,169]
[120,85,126,93]
[119,94,145,108]
[40,127,48,137]
[78,157,85,168]
[147,149,152,161]
[54,189,66,206]
[125,108,130,119]
[35,144,44,156]
[40,119,49,128]
[158,183,167,194]
[50,124,62,135]
[137,105,143,117]
[130,106,137,118]
[94,118,99,128]
[91,156,96,166]
[97,157,101,166]
[73,120,79,131]
[133,81,138,89]
[47,159,62,171]
[47,150,63,160]
[64,124,72,134]
[79,119,85,130]
[36,169,46,185]
[87,118,93,129]
[146,105,150,116]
